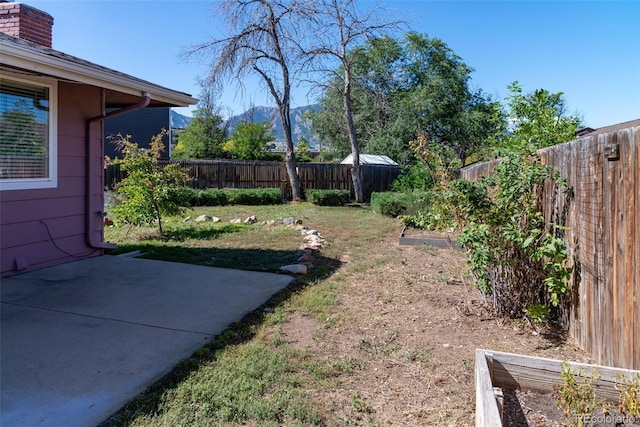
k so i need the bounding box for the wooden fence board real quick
[462,121,639,369]
[105,160,400,202]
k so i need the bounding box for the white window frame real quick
[0,74,58,191]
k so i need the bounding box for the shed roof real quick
[0,33,197,108]
[341,154,399,166]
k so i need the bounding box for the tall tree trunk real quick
[343,73,364,203]
[262,7,302,202]
[279,102,302,201]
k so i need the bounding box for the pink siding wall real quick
[1,82,105,276]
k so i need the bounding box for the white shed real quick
[340,154,399,166]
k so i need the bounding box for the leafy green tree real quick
[310,33,505,167]
[295,136,314,162]
[172,106,228,159]
[499,81,582,154]
[443,90,506,165]
[303,0,402,202]
[107,131,191,234]
[224,121,279,161]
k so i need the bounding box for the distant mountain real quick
[171,104,320,150]
[170,110,192,129]
[226,105,320,150]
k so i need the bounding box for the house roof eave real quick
[0,35,197,108]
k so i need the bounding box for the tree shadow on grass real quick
[116,223,247,243]
[114,244,306,272]
[99,247,342,426]
[160,223,247,241]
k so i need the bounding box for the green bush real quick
[392,163,434,192]
[227,188,282,205]
[371,191,434,218]
[370,192,411,217]
[187,188,282,206]
[186,188,229,206]
[454,152,572,319]
[306,189,350,206]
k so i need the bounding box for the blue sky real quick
[28,0,640,128]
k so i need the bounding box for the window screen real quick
[0,78,50,179]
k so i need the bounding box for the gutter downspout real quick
[85,91,151,249]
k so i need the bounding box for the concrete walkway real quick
[0,256,293,427]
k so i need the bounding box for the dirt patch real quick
[280,226,592,426]
[503,389,640,427]
[283,311,322,352]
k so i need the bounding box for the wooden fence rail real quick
[105,159,402,202]
[459,120,639,370]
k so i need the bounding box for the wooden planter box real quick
[475,349,640,426]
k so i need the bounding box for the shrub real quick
[107,132,190,234]
[187,188,282,206]
[306,189,350,206]
[370,192,411,217]
[455,151,572,319]
[371,191,435,218]
[186,188,228,206]
[392,163,434,192]
[227,188,282,205]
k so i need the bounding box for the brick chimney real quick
[0,1,54,48]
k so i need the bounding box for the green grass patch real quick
[290,281,339,323]
[153,344,321,425]
[101,203,401,426]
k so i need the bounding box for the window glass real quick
[0,77,55,189]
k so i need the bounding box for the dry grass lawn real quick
[104,203,593,426]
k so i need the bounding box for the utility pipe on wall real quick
[85,91,151,249]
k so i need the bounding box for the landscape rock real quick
[244,215,257,224]
[183,216,192,222]
[280,264,308,275]
[194,215,221,223]
[303,234,324,244]
[230,218,242,223]
[266,219,279,226]
[282,217,296,226]
[297,250,314,263]
[300,242,323,251]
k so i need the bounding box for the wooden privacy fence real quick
[105,159,402,202]
[460,120,639,370]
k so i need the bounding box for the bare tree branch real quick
[183,0,307,200]
[300,0,405,202]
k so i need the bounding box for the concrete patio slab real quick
[0,255,293,427]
